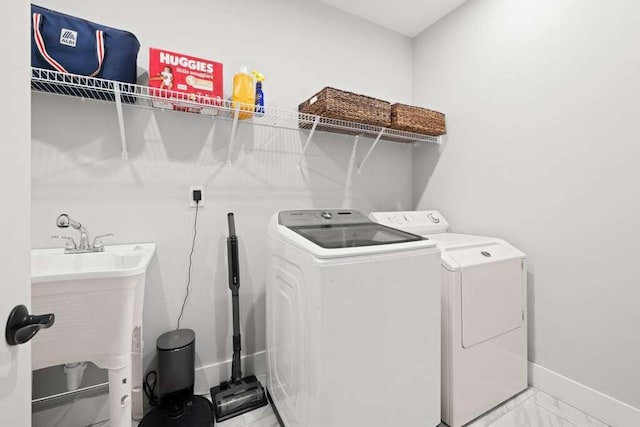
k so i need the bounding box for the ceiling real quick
[315,0,469,37]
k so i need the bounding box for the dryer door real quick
[450,247,523,348]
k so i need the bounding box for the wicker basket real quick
[390,104,446,136]
[299,87,391,129]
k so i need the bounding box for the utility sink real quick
[31,243,156,427]
[32,243,155,283]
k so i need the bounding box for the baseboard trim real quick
[528,362,640,427]
[194,350,267,395]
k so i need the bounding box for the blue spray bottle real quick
[252,70,265,117]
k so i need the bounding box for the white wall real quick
[31,0,414,390]
[412,0,640,410]
[0,1,31,425]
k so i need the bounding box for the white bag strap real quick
[33,12,105,77]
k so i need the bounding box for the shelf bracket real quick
[226,104,241,166]
[297,116,320,170]
[357,128,385,174]
[342,135,361,206]
[349,135,360,168]
[113,82,128,160]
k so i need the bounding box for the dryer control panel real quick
[369,210,449,235]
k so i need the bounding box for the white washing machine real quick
[370,211,528,427]
[266,209,442,427]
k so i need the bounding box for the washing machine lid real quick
[277,210,436,257]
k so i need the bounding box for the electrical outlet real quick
[189,186,205,207]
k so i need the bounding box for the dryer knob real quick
[321,211,333,220]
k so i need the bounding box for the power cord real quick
[143,366,209,409]
[177,198,200,330]
[143,370,158,406]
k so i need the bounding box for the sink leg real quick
[131,325,144,420]
[108,364,132,427]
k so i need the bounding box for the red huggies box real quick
[148,47,223,113]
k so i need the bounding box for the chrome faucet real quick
[53,214,112,254]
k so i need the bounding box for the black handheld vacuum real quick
[210,213,269,422]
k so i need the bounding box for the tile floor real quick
[116,384,607,427]
[218,387,608,427]
[215,402,280,427]
[464,388,608,427]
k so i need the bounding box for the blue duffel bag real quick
[31,4,140,97]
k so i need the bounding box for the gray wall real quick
[31,0,415,383]
[412,0,640,409]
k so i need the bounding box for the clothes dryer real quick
[370,211,528,427]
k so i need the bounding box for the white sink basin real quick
[32,243,156,283]
[31,243,156,427]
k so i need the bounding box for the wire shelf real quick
[31,67,441,145]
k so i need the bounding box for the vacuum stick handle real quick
[227,212,243,381]
[227,239,240,292]
[227,213,240,291]
[227,212,236,236]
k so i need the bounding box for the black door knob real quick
[5,305,55,346]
